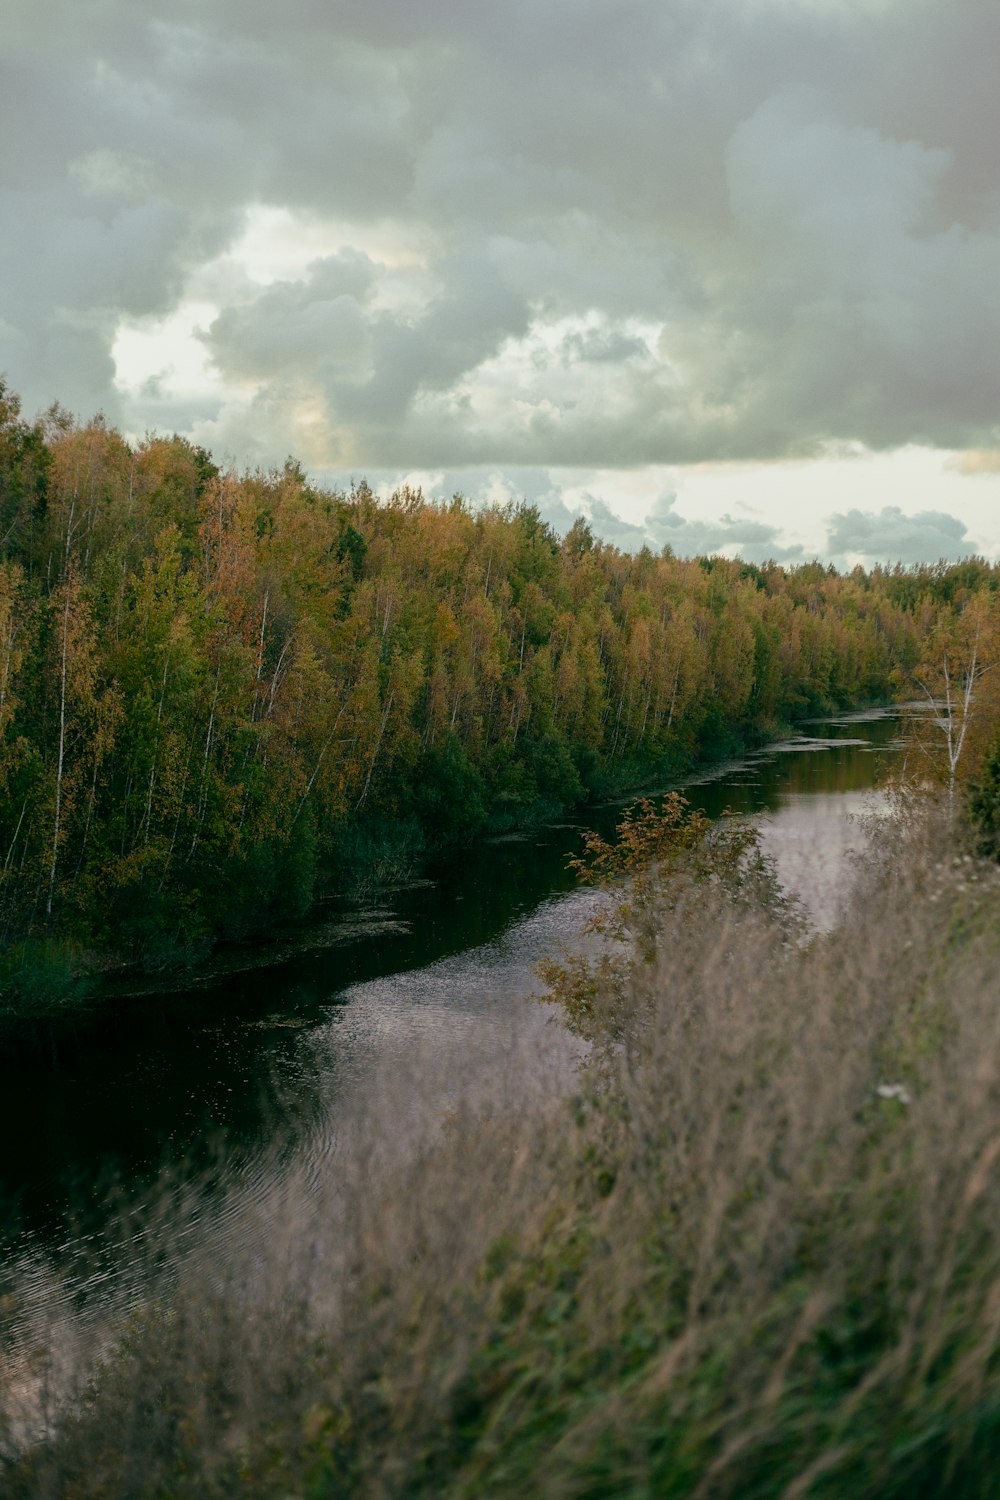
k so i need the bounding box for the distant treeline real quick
[0,379,996,983]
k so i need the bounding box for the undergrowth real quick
[5,796,1000,1497]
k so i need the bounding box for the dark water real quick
[0,708,907,1326]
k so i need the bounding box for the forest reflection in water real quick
[0,708,908,1345]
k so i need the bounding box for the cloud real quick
[562,327,652,366]
[824,505,979,566]
[644,492,805,562]
[1,0,999,498]
[200,246,533,464]
[205,251,378,383]
[715,87,1000,456]
[521,484,806,564]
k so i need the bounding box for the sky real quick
[3,0,1000,568]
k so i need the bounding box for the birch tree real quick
[915,591,1000,799]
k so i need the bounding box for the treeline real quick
[0,378,994,982]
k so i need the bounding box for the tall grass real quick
[6,798,1000,1497]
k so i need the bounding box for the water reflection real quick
[0,708,905,1325]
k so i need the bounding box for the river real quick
[0,707,908,1347]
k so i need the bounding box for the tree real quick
[914,591,1000,799]
[0,379,50,565]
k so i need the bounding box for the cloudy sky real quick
[3,0,1000,566]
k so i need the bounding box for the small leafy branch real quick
[540,794,765,1042]
[567,793,712,887]
[572,793,761,931]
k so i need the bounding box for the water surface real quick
[0,708,906,1329]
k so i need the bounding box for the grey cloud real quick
[713,87,1000,455]
[363,252,530,404]
[2,0,1000,486]
[562,328,652,365]
[580,496,650,552]
[645,492,804,563]
[535,488,804,563]
[208,291,370,384]
[0,174,201,416]
[205,250,378,381]
[204,248,531,453]
[1,315,122,426]
[825,505,978,567]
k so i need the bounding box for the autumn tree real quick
[913,589,1000,797]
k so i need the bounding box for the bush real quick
[330,814,425,894]
[529,731,585,805]
[411,735,488,843]
[210,815,318,938]
[0,938,91,1022]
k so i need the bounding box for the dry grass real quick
[6,796,1000,1497]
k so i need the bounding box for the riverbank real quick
[6,792,1000,1498]
[0,705,822,1049]
[0,708,905,1349]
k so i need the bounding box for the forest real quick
[1,377,999,1012]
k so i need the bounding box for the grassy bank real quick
[6,792,1000,1496]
